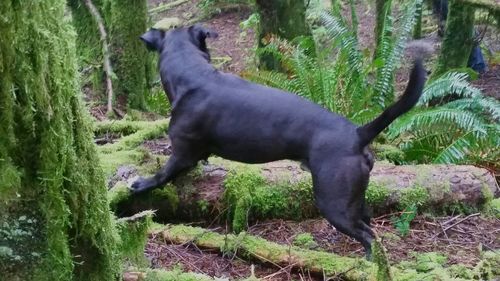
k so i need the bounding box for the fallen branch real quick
[83,0,114,114]
[151,224,497,280]
[433,213,481,238]
[149,0,190,14]
[155,224,376,280]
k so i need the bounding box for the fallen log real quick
[109,158,498,229]
[149,224,498,281]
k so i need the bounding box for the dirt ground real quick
[116,0,500,279]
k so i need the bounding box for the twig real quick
[433,213,480,238]
[149,0,190,14]
[83,0,114,114]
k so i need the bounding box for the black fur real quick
[133,24,426,258]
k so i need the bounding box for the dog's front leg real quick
[130,155,197,194]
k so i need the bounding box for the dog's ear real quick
[140,29,165,51]
[189,24,219,41]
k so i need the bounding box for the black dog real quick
[134,24,426,258]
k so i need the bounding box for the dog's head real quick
[140,24,218,57]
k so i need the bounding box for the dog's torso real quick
[165,63,361,164]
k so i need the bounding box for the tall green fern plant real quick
[388,72,500,166]
[245,0,422,125]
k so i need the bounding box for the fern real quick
[388,71,500,166]
[374,0,422,108]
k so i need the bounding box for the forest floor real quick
[102,0,500,280]
[131,136,500,280]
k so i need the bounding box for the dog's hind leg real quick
[310,157,374,258]
[131,140,206,194]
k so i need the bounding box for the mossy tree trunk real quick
[255,0,312,70]
[109,0,152,110]
[431,1,475,79]
[68,0,108,101]
[0,1,120,280]
[70,0,153,111]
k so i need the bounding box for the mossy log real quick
[109,157,498,228]
[124,269,216,281]
[148,224,498,281]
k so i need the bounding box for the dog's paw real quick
[128,176,152,194]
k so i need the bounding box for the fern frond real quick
[243,70,298,93]
[373,0,421,108]
[420,72,483,104]
[320,11,364,77]
[388,108,488,139]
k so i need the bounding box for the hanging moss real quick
[108,0,153,110]
[0,1,120,280]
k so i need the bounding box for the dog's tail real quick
[357,59,426,147]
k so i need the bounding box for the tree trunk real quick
[413,1,423,39]
[374,0,392,60]
[110,159,498,227]
[431,0,475,79]
[68,0,107,101]
[0,1,120,280]
[255,0,312,70]
[82,0,114,114]
[109,0,152,110]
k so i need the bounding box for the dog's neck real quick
[159,40,217,104]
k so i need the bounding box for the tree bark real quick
[0,0,120,280]
[255,0,312,70]
[431,0,475,79]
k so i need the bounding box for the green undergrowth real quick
[95,119,168,176]
[141,268,215,281]
[116,210,153,267]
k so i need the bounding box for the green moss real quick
[398,186,429,210]
[68,0,107,100]
[1,1,120,280]
[223,169,317,233]
[159,224,374,280]
[109,182,180,221]
[431,2,475,79]
[293,233,318,249]
[97,119,168,154]
[144,268,214,281]
[414,252,447,272]
[108,0,153,110]
[116,211,153,267]
[372,237,393,281]
[96,119,168,176]
[485,198,500,218]
[448,264,474,279]
[365,183,391,207]
[372,143,406,164]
